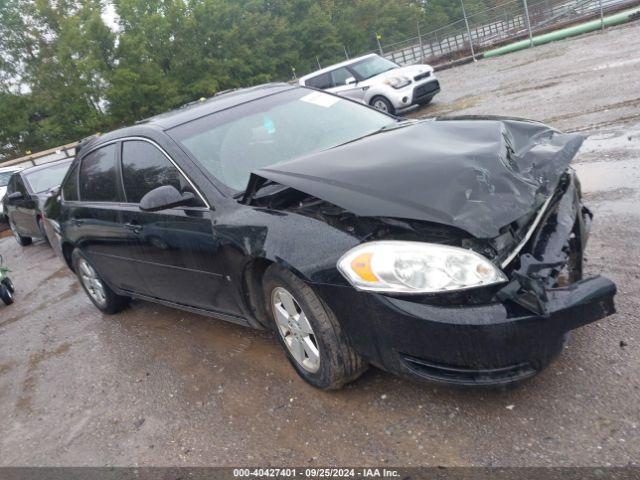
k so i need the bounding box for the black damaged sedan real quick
[45,84,616,389]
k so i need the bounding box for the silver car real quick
[298,54,440,114]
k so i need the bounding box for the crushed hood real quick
[250,117,584,238]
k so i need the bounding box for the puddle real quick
[574,158,639,194]
[578,124,640,162]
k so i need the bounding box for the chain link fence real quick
[377,0,639,67]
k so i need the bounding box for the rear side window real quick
[121,140,203,205]
[79,144,118,202]
[305,72,332,90]
[62,161,79,201]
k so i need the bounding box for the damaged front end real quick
[240,117,616,385]
[496,168,615,320]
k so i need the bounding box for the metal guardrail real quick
[379,0,639,67]
[1,142,76,168]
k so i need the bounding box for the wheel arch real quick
[61,241,75,271]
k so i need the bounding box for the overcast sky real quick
[101,2,119,31]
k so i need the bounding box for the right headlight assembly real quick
[337,241,508,294]
[383,76,411,89]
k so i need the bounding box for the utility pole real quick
[417,20,424,61]
[599,0,605,31]
[522,0,534,48]
[375,33,383,55]
[460,0,476,61]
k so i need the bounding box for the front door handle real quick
[124,222,142,234]
[72,218,84,226]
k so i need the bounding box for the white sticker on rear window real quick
[299,91,340,108]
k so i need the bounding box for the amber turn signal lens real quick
[350,252,379,283]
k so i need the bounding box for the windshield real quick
[168,89,395,191]
[350,55,399,80]
[0,171,16,187]
[24,161,72,193]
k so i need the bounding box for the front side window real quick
[331,67,353,87]
[168,89,395,191]
[12,175,28,195]
[79,144,118,202]
[120,140,203,206]
[350,55,398,80]
[24,161,72,193]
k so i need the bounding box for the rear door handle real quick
[124,222,142,234]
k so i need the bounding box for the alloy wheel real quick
[78,258,107,307]
[373,99,389,112]
[271,287,320,373]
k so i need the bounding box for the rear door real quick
[67,142,142,292]
[117,139,242,315]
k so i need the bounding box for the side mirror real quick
[6,191,23,201]
[345,76,357,86]
[139,185,195,212]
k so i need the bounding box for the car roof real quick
[20,158,74,176]
[298,53,379,82]
[138,82,295,128]
[78,83,297,153]
[0,165,24,173]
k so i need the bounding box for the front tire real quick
[263,265,368,389]
[72,249,129,314]
[370,96,395,115]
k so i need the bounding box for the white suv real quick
[298,54,440,115]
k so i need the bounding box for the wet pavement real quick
[1,22,640,467]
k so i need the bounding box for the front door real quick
[117,139,242,315]
[6,175,38,237]
[327,67,368,102]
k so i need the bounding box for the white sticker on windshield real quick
[299,91,340,108]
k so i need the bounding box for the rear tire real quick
[370,96,396,115]
[37,217,50,246]
[263,265,368,389]
[72,249,129,314]
[0,284,14,305]
[9,218,32,246]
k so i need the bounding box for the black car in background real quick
[44,84,616,389]
[3,158,73,246]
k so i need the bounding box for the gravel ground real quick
[0,21,639,467]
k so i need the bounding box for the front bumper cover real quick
[314,170,616,386]
[317,275,615,386]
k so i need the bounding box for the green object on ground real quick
[484,7,640,58]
